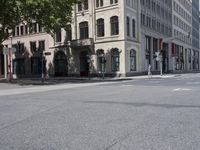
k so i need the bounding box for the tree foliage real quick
[0,0,77,44]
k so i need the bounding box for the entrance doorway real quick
[80,51,89,76]
[163,43,169,73]
[54,51,68,77]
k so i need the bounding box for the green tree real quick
[0,0,77,44]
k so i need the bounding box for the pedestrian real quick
[148,64,152,78]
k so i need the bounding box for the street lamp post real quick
[8,35,13,82]
[3,30,16,82]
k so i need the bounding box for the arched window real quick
[110,16,119,35]
[54,51,68,76]
[130,49,136,71]
[97,18,104,37]
[127,16,130,36]
[96,49,105,72]
[79,22,89,39]
[111,48,120,71]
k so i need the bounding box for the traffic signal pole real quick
[159,38,163,76]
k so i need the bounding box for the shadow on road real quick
[83,101,200,109]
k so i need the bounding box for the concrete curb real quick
[0,73,191,86]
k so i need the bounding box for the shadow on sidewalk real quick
[0,77,132,86]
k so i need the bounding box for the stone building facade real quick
[0,0,199,79]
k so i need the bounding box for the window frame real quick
[110,16,119,36]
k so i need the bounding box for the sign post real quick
[41,52,51,82]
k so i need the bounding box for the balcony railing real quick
[70,38,93,48]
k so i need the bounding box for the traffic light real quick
[159,38,163,50]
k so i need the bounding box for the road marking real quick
[173,88,192,92]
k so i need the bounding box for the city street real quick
[0,73,200,150]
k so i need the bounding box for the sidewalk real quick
[0,74,178,86]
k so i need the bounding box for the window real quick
[33,23,37,33]
[96,0,103,7]
[141,0,145,6]
[55,29,62,42]
[78,2,82,11]
[66,25,72,41]
[110,16,119,35]
[30,41,37,53]
[127,17,130,36]
[126,0,130,6]
[146,0,150,8]
[20,26,24,35]
[132,19,136,37]
[31,57,42,75]
[16,26,19,36]
[146,16,151,27]
[152,18,156,30]
[78,0,88,11]
[18,43,25,53]
[83,0,88,10]
[25,25,28,34]
[13,58,25,75]
[97,19,104,37]
[110,0,118,5]
[39,41,45,51]
[96,49,105,72]
[79,22,89,39]
[111,48,120,71]
[38,24,43,32]
[141,13,145,25]
[13,43,24,53]
[130,49,136,71]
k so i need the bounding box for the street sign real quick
[3,47,16,55]
[3,47,9,54]
[155,52,160,56]
[44,52,51,55]
[155,52,160,61]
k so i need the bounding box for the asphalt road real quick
[0,74,200,150]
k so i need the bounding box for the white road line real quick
[173,88,192,92]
